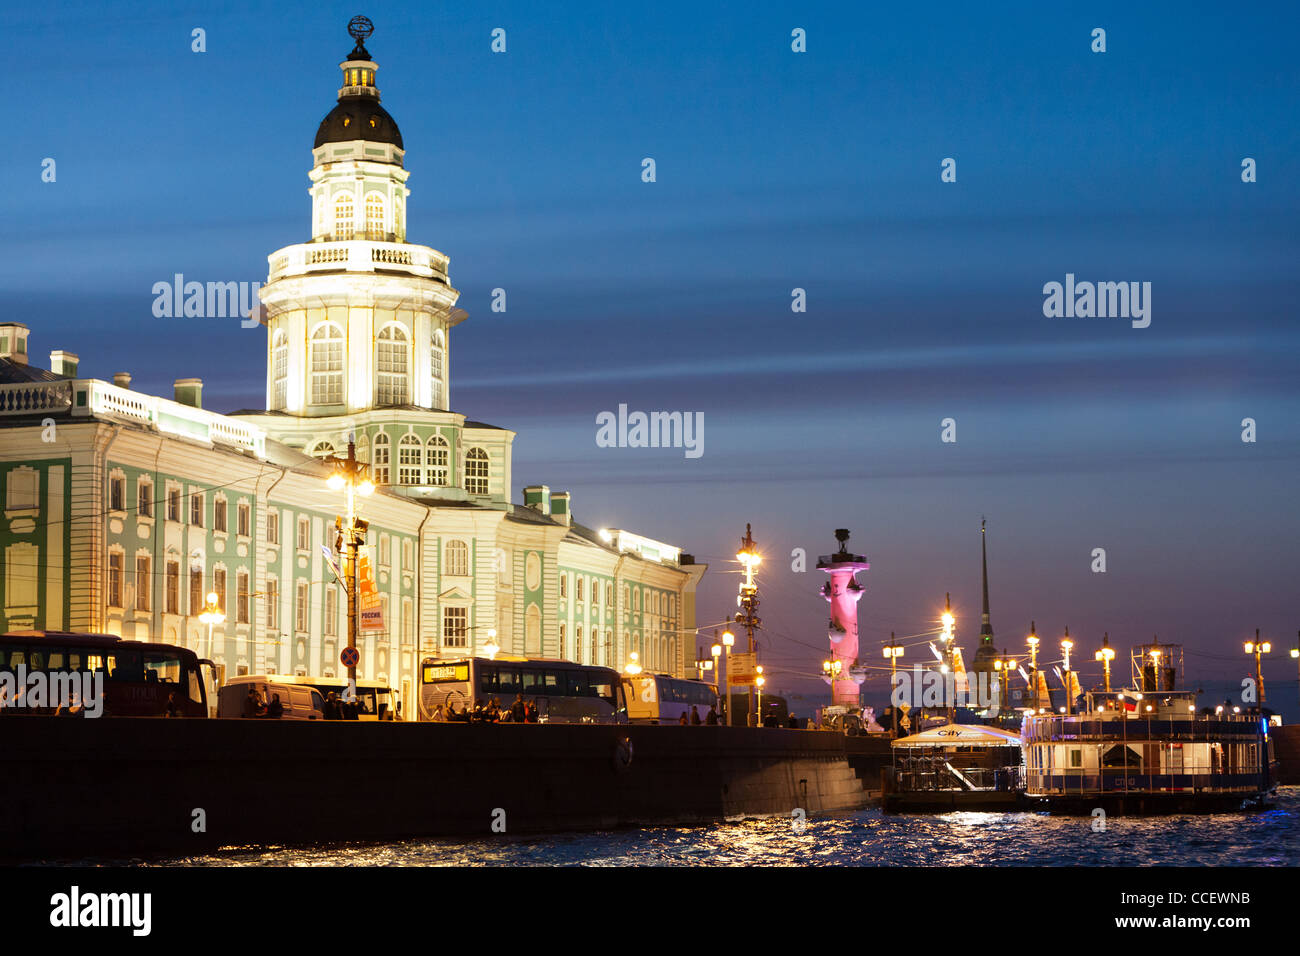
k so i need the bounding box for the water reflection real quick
[155,788,1298,867]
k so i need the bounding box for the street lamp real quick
[198,591,224,660]
[883,633,904,737]
[483,629,500,661]
[326,434,374,700]
[1244,629,1271,709]
[722,630,735,726]
[1291,633,1299,705]
[624,651,643,676]
[756,668,765,726]
[1095,632,1115,693]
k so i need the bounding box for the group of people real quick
[241,687,285,719]
[431,693,539,723]
[676,705,801,728]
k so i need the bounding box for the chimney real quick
[174,378,203,409]
[113,372,132,389]
[550,491,571,526]
[523,484,550,515]
[49,350,79,378]
[0,322,30,366]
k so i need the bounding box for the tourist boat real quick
[882,722,1024,812]
[1020,640,1277,814]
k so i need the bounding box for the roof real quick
[892,723,1022,748]
[315,96,403,150]
[0,358,67,384]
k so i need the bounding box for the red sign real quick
[340,646,360,668]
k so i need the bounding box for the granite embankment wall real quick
[0,717,874,860]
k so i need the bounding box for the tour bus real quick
[217,674,395,720]
[418,655,626,723]
[0,630,210,717]
[623,673,719,724]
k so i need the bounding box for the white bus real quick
[622,673,718,724]
[217,674,395,720]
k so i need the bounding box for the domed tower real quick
[260,15,464,421]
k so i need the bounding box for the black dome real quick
[314,97,403,150]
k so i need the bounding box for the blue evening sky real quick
[7,1,1300,714]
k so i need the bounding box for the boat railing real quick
[892,761,1022,793]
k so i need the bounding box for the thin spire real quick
[979,518,993,642]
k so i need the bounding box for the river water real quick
[155,787,1300,867]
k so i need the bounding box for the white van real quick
[217,676,325,719]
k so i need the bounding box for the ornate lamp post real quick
[198,591,224,662]
[755,668,765,727]
[1244,629,1271,709]
[722,629,735,726]
[326,435,375,700]
[883,633,904,737]
[1026,621,1040,711]
[1095,632,1115,693]
[1060,629,1074,716]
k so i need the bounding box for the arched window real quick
[333,193,354,240]
[430,330,445,408]
[310,324,344,405]
[377,325,408,406]
[465,447,489,496]
[308,440,335,459]
[575,625,584,664]
[372,433,390,484]
[446,540,469,577]
[355,434,369,464]
[271,331,288,409]
[426,434,449,485]
[365,193,385,240]
[398,434,422,485]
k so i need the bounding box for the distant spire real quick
[979,518,993,643]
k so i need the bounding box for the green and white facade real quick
[0,34,705,717]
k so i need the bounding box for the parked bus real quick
[418,656,625,723]
[624,673,718,724]
[216,675,395,720]
[0,630,210,717]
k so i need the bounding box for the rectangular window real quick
[190,492,204,527]
[593,582,600,605]
[266,578,279,629]
[236,570,249,624]
[213,568,226,613]
[167,487,181,522]
[296,581,309,632]
[165,561,180,614]
[607,584,614,605]
[443,606,468,649]
[108,552,124,606]
[402,539,413,572]
[135,555,151,611]
[379,533,391,569]
[214,497,227,533]
[297,517,310,551]
[324,585,337,637]
[138,480,153,518]
[109,476,125,512]
[560,573,567,598]
[237,502,250,537]
[402,598,413,645]
[267,510,279,545]
[189,566,202,615]
[576,577,584,602]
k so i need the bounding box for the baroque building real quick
[0,23,705,716]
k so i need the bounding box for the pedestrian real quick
[323,691,342,720]
[510,693,526,723]
[164,691,181,718]
[678,712,688,725]
[524,698,539,723]
[787,712,799,729]
[690,705,701,725]
[706,704,719,725]
[242,687,261,718]
[266,693,284,719]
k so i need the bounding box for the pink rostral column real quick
[817,529,869,709]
